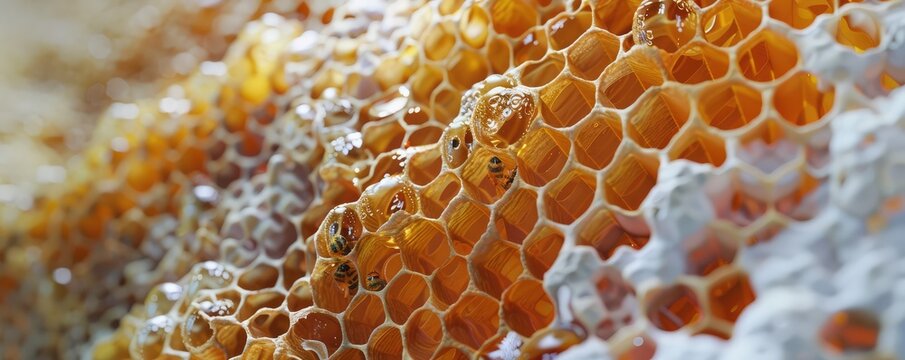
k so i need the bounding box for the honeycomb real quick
[3,0,905,359]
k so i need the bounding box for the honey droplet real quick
[633,0,699,52]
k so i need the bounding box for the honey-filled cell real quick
[445,294,501,350]
[644,284,703,331]
[605,152,660,212]
[502,279,555,336]
[548,11,592,50]
[567,30,620,81]
[540,75,597,127]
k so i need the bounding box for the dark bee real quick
[327,221,353,256]
[365,271,387,291]
[333,261,358,296]
[487,156,517,190]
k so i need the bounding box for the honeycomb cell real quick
[441,125,474,169]
[282,249,308,289]
[460,5,490,48]
[736,30,799,82]
[548,11,592,50]
[645,284,702,331]
[540,75,596,127]
[514,30,550,65]
[775,170,823,221]
[318,206,363,258]
[574,111,622,170]
[516,128,571,186]
[684,229,737,276]
[359,177,419,232]
[768,0,832,30]
[698,80,762,130]
[434,347,470,360]
[238,264,279,291]
[668,128,727,166]
[665,42,730,84]
[367,326,403,360]
[396,218,451,275]
[410,65,444,104]
[433,87,463,123]
[361,121,405,154]
[243,340,277,360]
[598,50,665,109]
[774,72,835,127]
[287,281,314,312]
[404,106,430,126]
[523,225,565,278]
[567,30,620,81]
[407,125,445,148]
[593,0,643,35]
[385,273,430,324]
[632,0,699,52]
[521,53,565,87]
[355,234,401,287]
[502,279,555,336]
[423,22,456,61]
[143,283,183,318]
[494,189,539,244]
[819,309,880,353]
[420,173,461,218]
[471,85,538,148]
[238,291,283,321]
[131,316,175,360]
[490,0,538,37]
[332,348,366,360]
[605,152,659,212]
[543,169,597,224]
[520,327,584,359]
[445,293,501,349]
[344,294,385,344]
[627,87,691,149]
[449,50,490,90]
[248,310,289,338]
[461,148,517,204]
[708,271,755,323]
[579,209,648,260]
[445,198,491,255]
[407,148,442,186]
[404,309,443,359]
[702,0,762,47]
[431,256,470,309]
[290,311,343,355]
[472,237,524,298]
[489,37,513,74]
[311,260,357,313]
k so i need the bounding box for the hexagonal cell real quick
[290,311,343,355]
[494,189,539,244]
[592,0,642,35]
[248,310,290,339]
[644,284,703,331]
[459,5,490,48]
[404,309,443,359]
[574,111,622,170]
[310,259,357,313]
[523,225,565,279]
[516,128,571,186]
[605,152,659,212]
[567,30,620,81]
[702,0,762,47]
[434,347,470,360]
[736,30,799,82]
[714,177,768,228]
[632,0,699,52]
[407,125,445,148]
[490,0,538,37]
[367,326,403,360]
[472,237,524,298]
[543,169,597,224]
[317,206,363,258]
[514,29,549,65]
[598,50,665,109]
[238,291,284,321]
[471,85,538,148]
[359,177,420,232]
[698,80,762,131]
[287,280,314,312]
[238,263,279,291]
[627,87,691,149]
[423,22,456,61]
[539,74,596,128]
[519,327,584,358]
[489,37,513,74]
[433,87,463,123]
[445,293,501,350]
[548,11,592,50]
[768,0,832,30]
[338,293,383,345]
[431,256,470,309]
[521,53,566,87]
[420,173,462,218]
[243,340,277,360]
[355,234,401,287]
[385,273,430,324]
[461,147,518,204]
[441,121,475,169]
[577,208,650,260]
[410,65,444,104]
[449,50,490,90]
[819,309,880,353]
[332,348,366,360]
[775,170,824,221]
[282,249,308,289]
[361,120,406,155]
[444,198,490,255]
[407,148,442,186]
[396,218,452,275]
[665,41,730,84]
[668,128,727,167]
[502,279,555,336]
[683,229,738,276]
[708,271,756,323]
[774,72,835,127]
[403,106,430,125]
[130,316,174,359]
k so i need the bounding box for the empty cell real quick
[522,53,566,87]
[737,30,799,82]
[494,189,540,245]
[406,125,445,148]
[523,226,565,279]
[472,237,524,298]
[768,0,833,30]
[282,249,307,289]
[605,152,659,212]
[540,75,596,127]
[237,264,279,291]
[290,311,343,355]
[502,279,555,336]
[698,80,762,130]
[445,198,491,255]
[567,30,620,81]
[702,0,762,47]
[248,310,289,338]
[708,271,756,323]
[332,348,366,360]
[445,294,501,349]
[490,0,538,37]
[668,128,727,166]
[645,284,703,331]
[516,128,571,186]
[385,273,429,324]
[627,87,691,149]
[665,42,730,84]
[420,173,461,218]
[819,309,880,353]
[774,72,835,127]
[577,208,650,260]
[598,50,665,109]
[344,294,385,344]
[431,256,470,309]
[543,169,597,224]
[238,291,284,321]
[404,309,443,359]
[286,280,314,312]
[548,11,592,50]
[396,218,451,275]
[367,326,403,360]
[574,111,622,170]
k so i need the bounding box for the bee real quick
[327,221,353,256]
[365,272,387,291]
[333,261,358,297]
[488,156,518,190]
